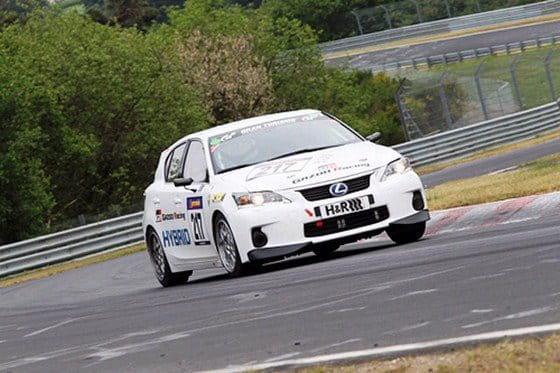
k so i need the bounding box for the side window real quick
[165,143,187,182]
[183,141,208,183]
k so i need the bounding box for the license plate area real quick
[315,195,374,218]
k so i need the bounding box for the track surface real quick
[327,20,560,69]
[1,210,559,372]
[420,137,560,188]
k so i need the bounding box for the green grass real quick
[396,44,560,111]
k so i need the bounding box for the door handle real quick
[174,198,183,205]
[152,197,160,205]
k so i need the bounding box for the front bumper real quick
[229,170,428,263]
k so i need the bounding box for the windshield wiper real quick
[217,162,261,175]
[264,145,341,163]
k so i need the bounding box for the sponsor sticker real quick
[161,229,191,248]
[210,193,226,202]
[187,196,203,210]
[290,162,371,184]
[156,210,186,222]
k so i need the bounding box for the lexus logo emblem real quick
[329,183,348,197]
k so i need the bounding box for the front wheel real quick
[386,222,426,245]
[147,229,192,287]
[214,215,245,277]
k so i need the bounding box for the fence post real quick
[409,0,423,23]
[444,0,452,18]
[544,50,557,101]
[395,79,412,141]
[509,55,523,110]
[474,0,482,12]
[438,72,454,130]
[380,5,393,29]
[474,62,490,120]
[350,11,364,35]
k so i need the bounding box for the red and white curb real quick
[373,191,560,242]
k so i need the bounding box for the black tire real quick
[386,222,426,245]
[213,215,246,277]
[147,229,192,287]
[312,245,340,258]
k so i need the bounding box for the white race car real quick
[143,110,429,286]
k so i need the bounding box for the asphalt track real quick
[327,20,560,69]
[420,136,560,188]
[1,197,559,372]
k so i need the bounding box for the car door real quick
[170,139,216,261]
[155,142,192,259]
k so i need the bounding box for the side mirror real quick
[173,177,193,187]
[366,132,382,143]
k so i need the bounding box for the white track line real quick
[201,323,560,373]
[24,318,79,338]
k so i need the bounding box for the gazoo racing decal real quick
[187,196,203,210]
[208,113,327,152]
[289,162,371,184]
[155,209,186,223]
[161,229,191,248]
[246,158,311,181]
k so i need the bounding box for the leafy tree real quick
[0,0,47,29]
[87,0,158,28]
[0,11,209,243]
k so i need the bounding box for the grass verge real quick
[299,333,560,373]
[0,243,145,288]
[416,129,560,175]
[426,153,560,210]
[323,14,560,60]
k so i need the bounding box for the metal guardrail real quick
[394,101,560,167]
[363,35,560,73]
[1,102,559,278]
[0,212,143,277]
[321,0,560,56]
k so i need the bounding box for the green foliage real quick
[87,0,158,28]
[0,0,47,29]
[0,11,209,243]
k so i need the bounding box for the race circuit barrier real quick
[321,0,560,56]
[1,101,559,277]
[0,212,143,277]
[394,101,560,167]
[363,35,560,73]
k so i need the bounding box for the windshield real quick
[209,113,363,174]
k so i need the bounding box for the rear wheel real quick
[386,222,426,245]
[147,229,192,287]
[214,215,245,277]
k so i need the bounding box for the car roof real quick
[168,109,321,150]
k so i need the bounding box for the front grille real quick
[304,206,389,237]
[298,175,371,201]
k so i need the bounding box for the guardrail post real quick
[350,11,364,35]
[474,62,490,120]
[544,50,557,101]
[509,55,523,110]
[395,79,412,141]
[438,72,454,130]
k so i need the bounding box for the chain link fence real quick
[350,0,543,35]
[395,48,560,140]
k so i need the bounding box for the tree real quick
[0,0,47,29]
[87,0,158,28]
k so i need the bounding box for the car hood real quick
[217,142,402,191]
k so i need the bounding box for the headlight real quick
[380,157,411,181]
[232,191,291,207]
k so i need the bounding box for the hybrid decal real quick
[246,158,311,181]
[161,229,191,248]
